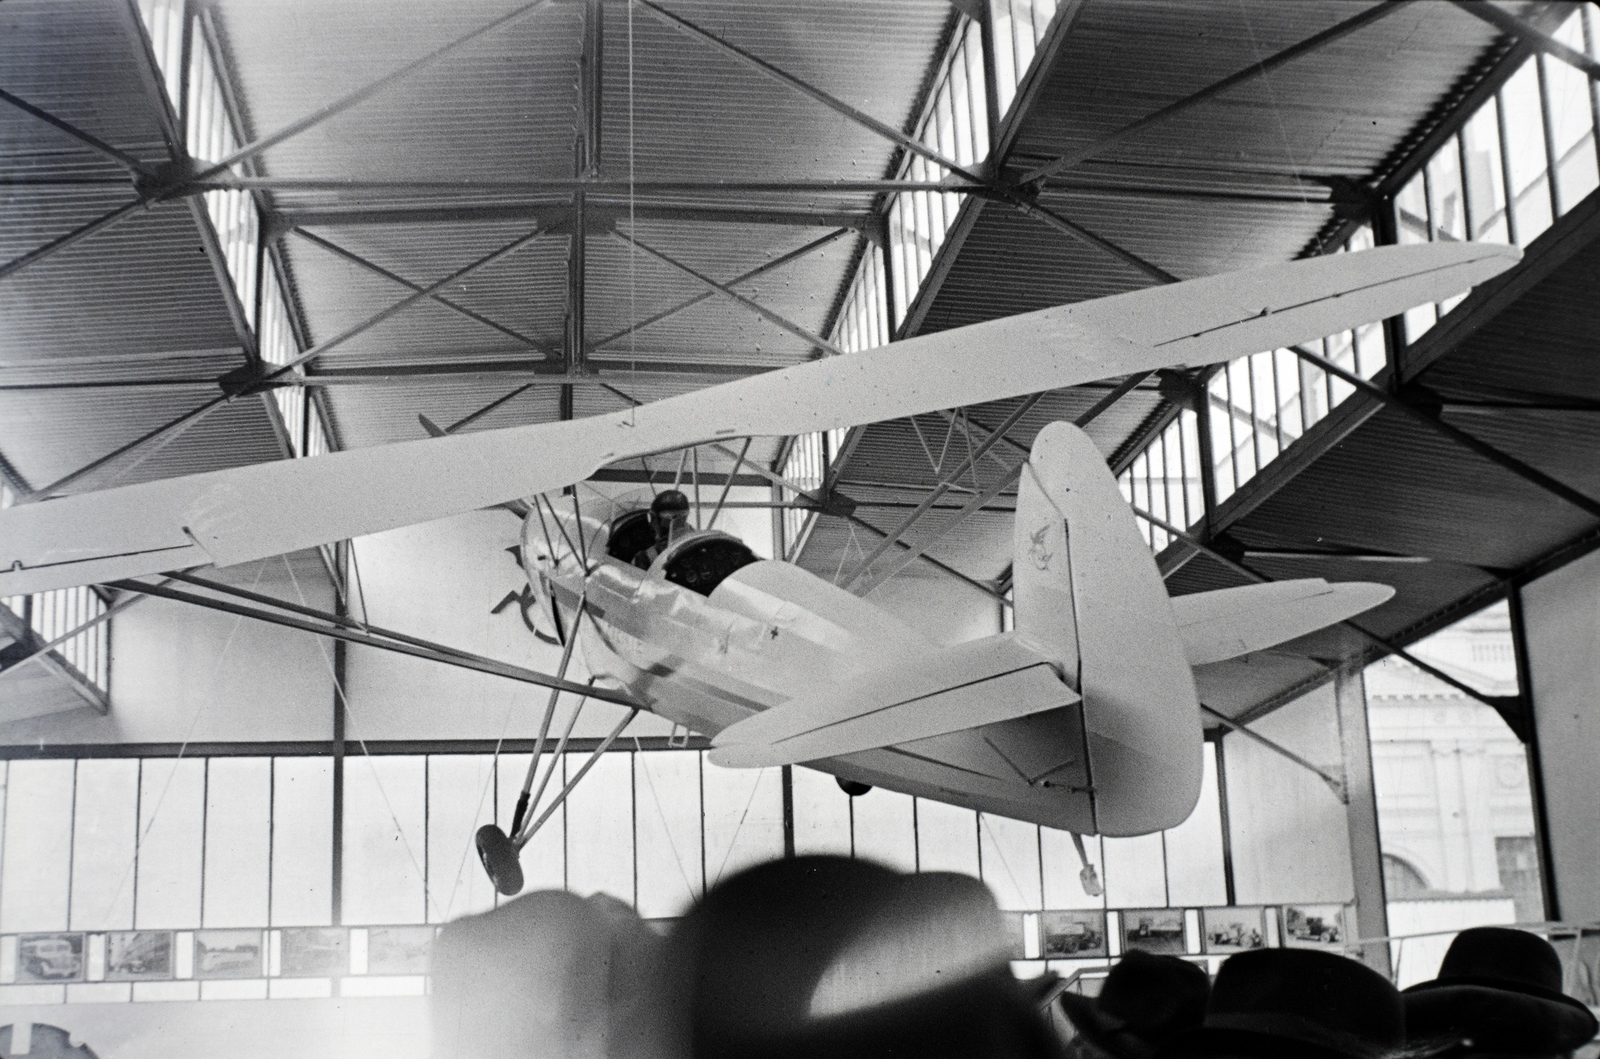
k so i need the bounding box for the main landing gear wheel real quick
[836,778,873,797]
[476,824,525,896]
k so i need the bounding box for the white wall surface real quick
[0,555,335,745]
[1522,547,1600,923]
[1223,683,1356,905]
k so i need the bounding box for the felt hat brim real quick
[1059,991,1156,1059]
[1403,982,1598,1052]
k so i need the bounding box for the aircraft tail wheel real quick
[476,824,525,896]
[836,778,872,797]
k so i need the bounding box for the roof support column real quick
[1335,664,1391,977]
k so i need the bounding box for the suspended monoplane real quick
[0,242,1519,895]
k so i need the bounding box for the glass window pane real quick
[136,758,204,929]
[701,756,784,888]
[496,752,565,895]
[565,751,635,906]
[341,755,427,925]
[1367,601,1542,986]
[991,0,1017,115]
[271,756,332,926]
[1544,24,1600,212]
[980,815,1042,910]
[1395,171,1431,244]
[1462,105,1510,243]
[915,798,978,876]
[1101,832,1167,908]
[1041,829,1106,910]
[1,760,74,932]
[1502,63,1553,242]
[1162,744,1227,907]
[203,757,270,928]
[850,787,916,872]
[635,750,704,919]
[1426,136,1467,242]
[791,766,853,858]
[70,759,138,931]
[427,754,498,923]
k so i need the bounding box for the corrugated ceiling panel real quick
[0,385,282,493]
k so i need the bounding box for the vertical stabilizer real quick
[1012,423,1203,835]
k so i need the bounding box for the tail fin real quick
[1012,422,1202,836]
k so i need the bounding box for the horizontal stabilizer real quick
[1171,579,1395,666]
[708,634,1079,768]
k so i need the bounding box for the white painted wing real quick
[707,633,1079,768]
[1171,579,1396,666]
[0,242,1517,595]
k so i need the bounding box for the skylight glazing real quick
[1398,4,1600,339]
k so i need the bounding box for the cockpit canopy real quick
[604,510,757,597]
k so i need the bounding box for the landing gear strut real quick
[477,594,639,896]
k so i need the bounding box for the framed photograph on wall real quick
[105,931,174,981]
[1120,908,1187,955]
[1281,905,1347,950]
[1201,907,1268,955]
[195,929,264,979]
[1040,910,1107,959]
[281,927,347,977]
[15,933,85,984]
[366,925,435,976]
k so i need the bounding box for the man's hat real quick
[1157,949,1402,1059]
[1403,926,1598,1053]
[662,855,1063,1059]
[1059,950,1209,1059]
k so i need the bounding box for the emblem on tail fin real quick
[1029,524,1055,571]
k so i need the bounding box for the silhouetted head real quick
[1157,948,1402,1059]
[1060,950,1209,1059]
[650,489,691,544]
[1403,926,1598,1056]
[663,855,1064,1059]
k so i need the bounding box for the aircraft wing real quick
[1170,578,1396,666]
[707,633,1079,768]
[0,242,1516,595]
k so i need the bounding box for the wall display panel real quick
[1101,833,1167,909]
[270,757,333,926]
[565,752,636,906]
[1041,829,1106,911]
[701,756,784,889]
[915,798,979,876]
[426,755,498,923]
[633,750,704,919]
[0,760,74,932]
[134,758,204,930]
[69,759,138,932]
[1224,685,1355,906]
[341,755,427,925]
[979,814,1042,911]
[1162,745,1228,908]
[849,787,916,872]
[202,758,270,928]
[495,753,565,895]
[790,767,853,858]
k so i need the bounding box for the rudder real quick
[1011,422,1203,836]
